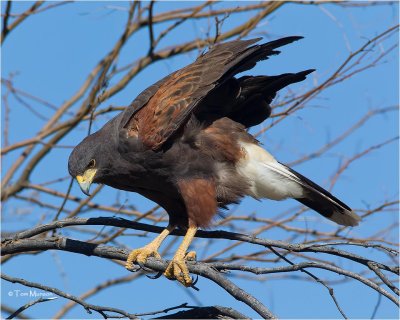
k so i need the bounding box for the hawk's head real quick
[68,131,113,196]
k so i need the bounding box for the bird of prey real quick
[68,36,360,287]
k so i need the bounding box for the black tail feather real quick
[284,166,360,226]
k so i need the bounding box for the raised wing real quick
[123,36,303,150]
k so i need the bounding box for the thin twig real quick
[1,273,139,319]
[147,1,155,57]
[7,297,57,319]
[268,246,348,318]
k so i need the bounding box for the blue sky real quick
[2,1,399,319]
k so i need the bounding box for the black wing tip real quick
[267,35,304,46]
[234,36,303,48]
[300,68,316,75]
[282,35,304,42]
[295,69,316,79]
[209,35,303,52]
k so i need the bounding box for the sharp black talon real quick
[190,282,200,291]
[191,275,199,287]
[146,271,163,279]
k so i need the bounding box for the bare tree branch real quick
[2,216,398,309]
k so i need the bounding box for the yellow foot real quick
[164,251,197,287]
[125,245,161,271]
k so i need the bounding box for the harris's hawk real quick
[68,37,360,287]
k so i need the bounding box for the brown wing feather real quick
[125,37,303,150]
[119,74,172,132]
[134,68,203,148]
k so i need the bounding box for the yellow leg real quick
[125,224,174,271]
[164,226,198,287]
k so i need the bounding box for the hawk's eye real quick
[87,159,96,169]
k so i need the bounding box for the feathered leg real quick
[164,178,216,287]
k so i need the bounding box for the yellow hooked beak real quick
[76,168,97,196]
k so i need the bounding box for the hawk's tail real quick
[238,143,361,227]
[285,166,361,227]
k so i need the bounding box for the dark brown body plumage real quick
[101,114,255,227]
